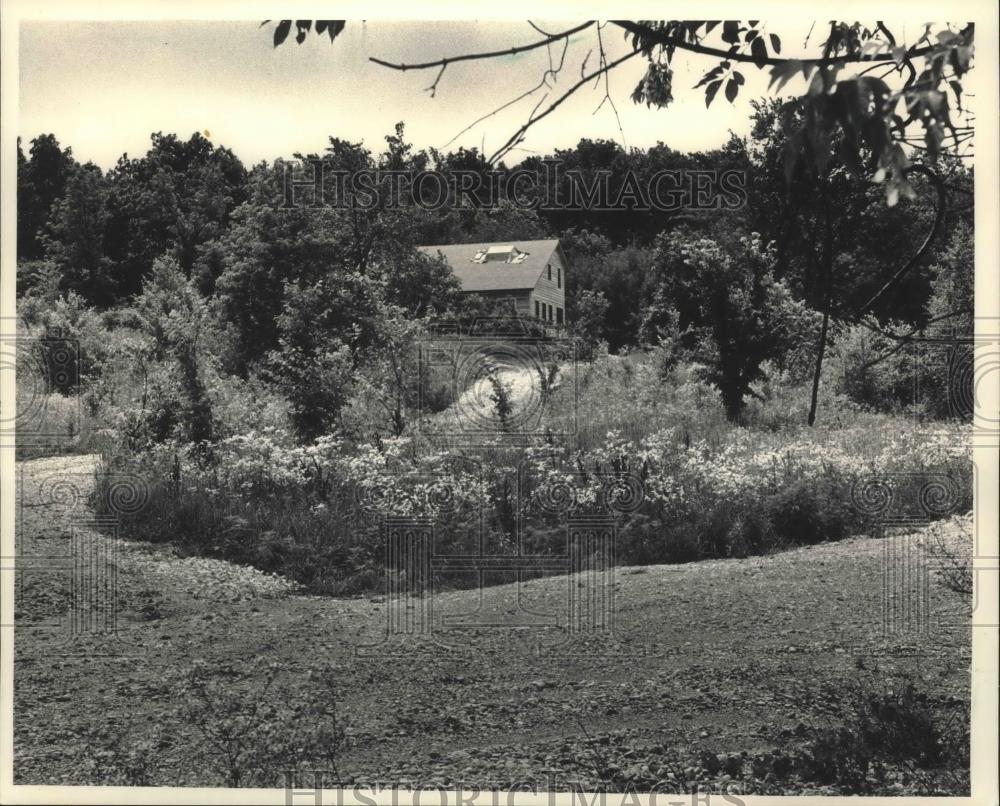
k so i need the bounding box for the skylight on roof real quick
[471,245,529,264]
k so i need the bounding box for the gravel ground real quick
[13,454,971,793]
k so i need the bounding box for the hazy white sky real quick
[18,20,794,168]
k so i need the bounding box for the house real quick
[417,239,568,325]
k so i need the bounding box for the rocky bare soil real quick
[13,455,971,794]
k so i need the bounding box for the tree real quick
[105,132,247,298]
[266,277,371,442]
[458,199,550,243]
[41,163,115,306]
[345,305,431,438]
[211,161,368,373]
[570,289,610,360]
[133,256,215,444]
[213,124,474,374]
[17,134,77,262]
[740,96,969,423]
[926,222,974,330]
[744,98,965,322]
[923,223,975,418]
[379,249,463,318]
[565,241,649,351]
[646,231,794,422]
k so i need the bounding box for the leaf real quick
[750,37,768,68]
[694,64,725,89]
[704,21,721,34]
[705,79,723,107]
[807,69,826,97]
[733,70,745,85]
[953,45,973,74]
[768,59,802,92]
[769,34,781,54]
[725,76,739,103]
[721,21,740,45]
[949,80,964,111]
[327,21,346,42]
[273,20,292,47]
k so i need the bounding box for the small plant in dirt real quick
[82,720,162,786]
[925,514,973,596]
[796,678,968,794]
[180,660,281,787]
[485,367,514,430]
[179,660,349,787]
[572,715,618,787]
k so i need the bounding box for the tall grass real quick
[91,347,972,595]
[15,390,111,460]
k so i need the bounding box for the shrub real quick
[92,441,383,596]
[765,479,851,545]
[924,514,973,596]
[82,722,160,786]
[830,322,920,414]
[18,290,108,395]
[797,678,969,794]
[178,660,349,787]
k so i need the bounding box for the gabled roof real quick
[417,239,562,292]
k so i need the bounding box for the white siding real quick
[529,248,567,324]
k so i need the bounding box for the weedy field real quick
[15,453,971,794]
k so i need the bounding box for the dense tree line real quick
[17,107,973,427]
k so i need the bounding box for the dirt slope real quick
[13,455,970,792]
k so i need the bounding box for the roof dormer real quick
[471,245,529,264]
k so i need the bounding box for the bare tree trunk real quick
[808,306,830,426]
[808,189,834,426]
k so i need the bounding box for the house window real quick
[556,307,564,325]
[557,266,561,288]
[547,264,552,281]
[548,304,554,322]
[535,300,540,318]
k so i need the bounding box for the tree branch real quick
[441,33,571,149]
[854,309,974,371]
[609,20,972,68]
[369,21,596,72]
[855,164,947,317]
[592,22,627,150]
[486,48,640,165]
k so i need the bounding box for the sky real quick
[19,20,969,170]
[18,20,790,169]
